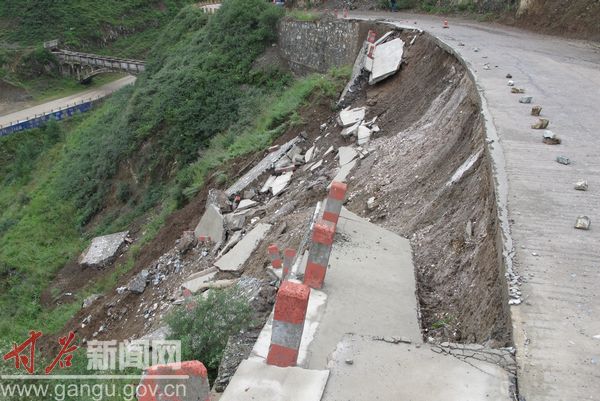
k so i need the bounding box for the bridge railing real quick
[54,50,146,73]
[0,96,104,137]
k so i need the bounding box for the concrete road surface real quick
[0,75,136,127]
[352,11,600,401]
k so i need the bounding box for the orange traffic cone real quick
[443,19,449,28]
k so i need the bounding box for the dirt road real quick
[0,75,136,127]
[351,11,600,401]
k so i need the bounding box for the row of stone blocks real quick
[266,181,347,367]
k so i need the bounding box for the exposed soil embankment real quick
[345,30,511,345]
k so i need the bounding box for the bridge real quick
[44,41,145,83]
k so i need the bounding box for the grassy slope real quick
[0,0,349,354]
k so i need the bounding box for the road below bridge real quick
[0,75,135,129]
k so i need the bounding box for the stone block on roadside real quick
[542,130,561,145]
[194,204,225,243]
[574,180,588,191]
[519,96,532,103]
[338,107,366,127]
[556,156,571,165]
[575,216,591,230]
[79,231,129,268]
[512,88,526,94]
[531,106,542,116]
[531,118,549,129]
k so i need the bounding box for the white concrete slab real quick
[237,199,258,210]
[322,334,511,401]
[337,107,365,127]
[337,146,357,166]
[260,175,277,193]
[219,358,329,401]
[305,146,315,163]
[79,231,129,268]
[369,38,405,85]
[331,159,357,185]
[214,223,271,272]
[356,125,372,145]
[272,172,293,196]
[194,204,224,242]
[181,271,217,294]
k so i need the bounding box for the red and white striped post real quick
[323,181,347,226]
[283,248,296,280]
[137,360,209,401]
[268,244,282,269]
[303,219,335,289]
[266,281,310,367]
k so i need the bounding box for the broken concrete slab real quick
[310,160,323,172]
[79,231,129,268]
[226,136,301,197]
[321,334,511,401]
[357,125,372,145]
[219,358,329,401]
[337,146,358,166]
[575,216,591,230]
[182,270,217,294]
[337,107,365,127]
[274,156,294,173]
[242,189,257,200]
[305,146,315,163]
[215,223,272,272]
[224,213,246,231]
[332,159,357,184]
[323,146,335,157]
[194,204,225,243]
[272,172,293,196]
[260,175,277,194]
[128,269,150,294]
[219,231,243,257]
[369,38,405,85]
[207,188,231,213]
[236,199,258,211]
[340,121,360,138]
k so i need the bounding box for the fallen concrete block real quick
[531,105,542,116]
[215,223,272,272]
[79,231,129,268]
[575,216,591,230]
[574,180,588,191]
[338,107,365,127]
[337,146,358,166]
[532,118,549,129]
[260,175,277,193]
[194,204,225,244]
[542,130,561,144]
[369,38,405,85]
[341,122,360,138]
[556,156,571,165]
[272,172,293,196]
[224,213,246,231]
[237,199,258,211]
[357,125,372,145]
